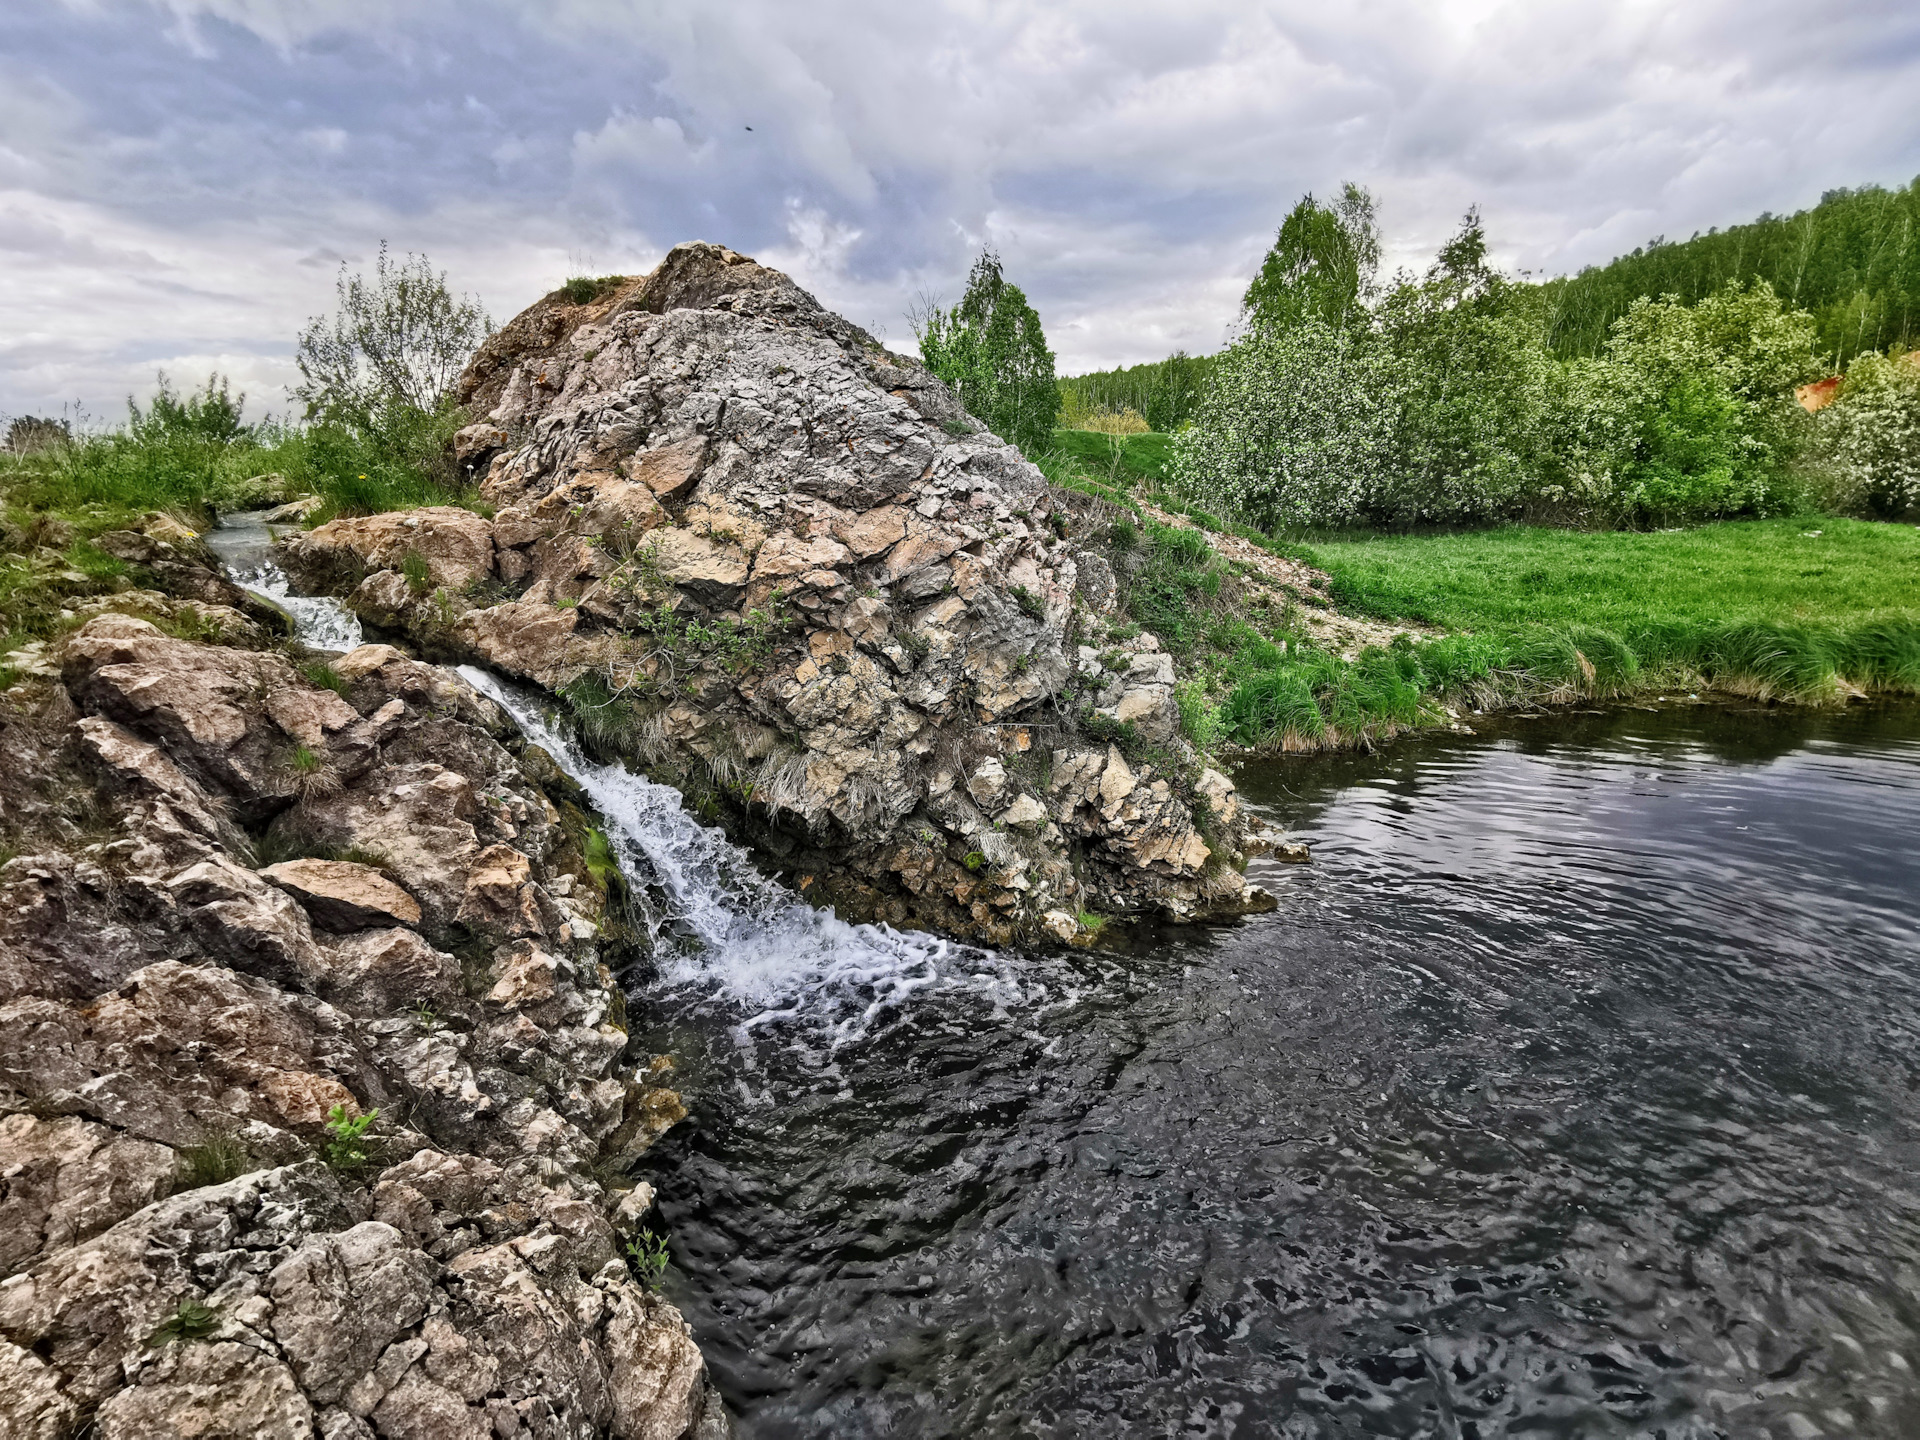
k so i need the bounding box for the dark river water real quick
[628,700,1920,1439]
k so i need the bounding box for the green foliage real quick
[1144,350,1207,433]
[301,660,350,696]
[1374,212,1559,522]
[1172,317,1397,529]
[560,275,627,305]
[1009,584,1046,620]
[147,1299,220,1347]
[176,1134,252,1190]
[625,1230,671,1291]
[1805,349,1920,515]
[401,548,433,595]
[1174,678,1224,752]
[1544,177,1920,366]
[1175,197,1823,529]
[1243,183,1380,331]
[297,241,491,428]
[963,850,987,871]
[322,1103,377,1170]
[288,744,322,775]
[917,250,1060,453]
[130,373,251,446]
[1061,353,1217,432]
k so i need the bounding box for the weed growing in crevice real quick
[147,1299,220,1347]
[321,1103,377,1170]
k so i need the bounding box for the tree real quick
[1170,319,1398,530]
[1144,350,1204,432]
[1375,208,1558,522]
[1242,183,1380,332]
[915,250,1060,453]
[295,243,491,434]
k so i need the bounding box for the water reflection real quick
[641,702,1920,1438]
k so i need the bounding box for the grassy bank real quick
[1034,429,1920,753]
[0,407,480,675]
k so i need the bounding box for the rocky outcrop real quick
[283,243,1272,945]
[0,611,724,1438]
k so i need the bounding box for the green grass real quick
[1301,518,1920,632]
[1046,428,1174,484]
[1195,517,1920,750]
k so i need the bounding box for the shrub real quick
[321,1103,377,1170]
[1171,318,1396,530]
[1808,350,1920,515]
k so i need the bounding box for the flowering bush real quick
[1807,351,1920,516]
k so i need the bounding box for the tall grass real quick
[1216,614,1920,750]
[1,402,478,528]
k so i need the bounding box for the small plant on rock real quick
[322,1103,377,1170]
[963,850,987,872]
[400,548,432,595]
[177,1134,251,1190]
[147,1299,219,1347]
[625,1230,671,1292]
[301,660,350,696]
[1010,585,1046,620]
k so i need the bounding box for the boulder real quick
[261,859,423,932]
[263,240,1267,941]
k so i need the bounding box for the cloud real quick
[5,0,1919,417]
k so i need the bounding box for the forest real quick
[1043,178,1920,534]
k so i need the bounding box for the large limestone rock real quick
[281,243,1268,943]
[0,615,722,1437]
[261,858,424,932]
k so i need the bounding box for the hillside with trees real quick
[1542,178,1920,366]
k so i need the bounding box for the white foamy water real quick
[205,509,364,652]
[235,560,364,652]
[457,665,1004,1045]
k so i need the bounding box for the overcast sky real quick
[4,0,1918,422]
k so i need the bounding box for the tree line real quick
[1542,178,1920,367]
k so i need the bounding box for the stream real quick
[226,517,1920,1437]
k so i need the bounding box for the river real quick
[228,518,1920,1437]
[625,702,1920,1439]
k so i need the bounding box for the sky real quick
[3,0,1919,423]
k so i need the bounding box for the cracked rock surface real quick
[0,556,725,1437]
[284,242,1273,945]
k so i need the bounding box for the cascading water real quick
[205,509,362,651]
[457,665,1013,1045]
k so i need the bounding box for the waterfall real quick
[235,560,364,652]
[205,509,362,652]
[457,666,999,1044]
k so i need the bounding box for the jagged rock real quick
[273,242,1263,942]
[262,859,423,932]
[0,1114,177,1276]
[286,507,496,593]
[0,605,716,1436]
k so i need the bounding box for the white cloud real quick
[5,0,1919,412]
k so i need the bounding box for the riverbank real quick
[1036,429,1920,753]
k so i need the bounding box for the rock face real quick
[284,242,1270,944]
[0,612,724,1438]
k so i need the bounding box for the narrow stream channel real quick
[223,519,1920,1437]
